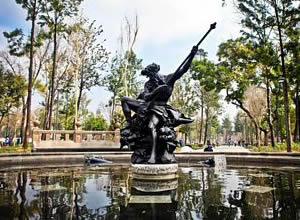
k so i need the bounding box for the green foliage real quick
[189,53,223,142]
[39,0,84,32]
[67,16,109,112]
[190,143,201,149]
[251,142,300,152]
[103,51,143,107]
[234,111,245,133]
[217,37,258,103]
[110,110,125,131]
[0,146,31,154]
[3,29,26,56]
[170,72,200,116]
[76,19,109,91]
[83,113,108,131]
[222,115,233,136]
[0,63,27,124]
[191,57,219,92]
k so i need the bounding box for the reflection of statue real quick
[121,23,216,164]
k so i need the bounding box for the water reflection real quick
[0,166,299,219]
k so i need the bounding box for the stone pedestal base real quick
[131,163,178,192]
[131,163,178,175]
[131,163,178,178]
[131,178,178,192]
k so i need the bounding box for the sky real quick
[0,0,242,121]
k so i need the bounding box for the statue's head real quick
[141,63,160,77]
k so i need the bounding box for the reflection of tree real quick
[0,166,297,219]
[227,169,272,219]
[176,168,233,219]
[70,167,129,219]
[16,172,27,220]
[275,172,300,219]
[0,171,40,219]
[227,170,300,219]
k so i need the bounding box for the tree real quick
[83,113,108,131]
[103,51,143,121]
[0,63,26,125]
[222,115,233,142]
[118,15,139,97]
[3,0,44,148]
[217,38,271,146]
[67,17,109,128]
[190,51,222,144]
[244,86,268,146]
[236,0,278,147]
[39,0,83,131]
[272,0,298,151]
[234,112,244,134]
[170,72,200,144]
[223,0,300,149]
[103,15,143,121]
[202,90,222,145]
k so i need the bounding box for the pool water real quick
[0,165,299,219]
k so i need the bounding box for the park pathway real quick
[195,145,250,153]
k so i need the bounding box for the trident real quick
[175,22,217,73]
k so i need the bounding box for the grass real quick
[0,145,32,153]
[250,142,300,152]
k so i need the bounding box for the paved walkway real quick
[180,145,250,153]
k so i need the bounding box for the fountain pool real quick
[0,164,299,219]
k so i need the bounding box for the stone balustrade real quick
[32,129,120,150]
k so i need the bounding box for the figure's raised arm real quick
[167,46,198,86]
[167,22,217,86]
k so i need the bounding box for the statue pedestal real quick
[121,163,178,219]
[131,163,178,193]
[131,163,178,179]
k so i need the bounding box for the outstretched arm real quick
[167,46,198,86]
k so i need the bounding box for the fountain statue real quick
[120,22,216,165]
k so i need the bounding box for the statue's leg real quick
[121,97,141,124]
[148,114,160,164]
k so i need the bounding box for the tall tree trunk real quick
[0,115,3,126]
[76,75,84,115]
[203,108,209,146]
[20,96,26,144]
[43,87,50,130]
[47,17,58,131]
[293,83,300,142]
[65,97,69,130]
[199,94,204,144]
[232,99,265,146]
[266,74,275,147]
[42,84,50,140]
[274,1,292,152]
[254,123,260,146]
[274,92,280,142]
[263,130,268,146]
[23,0,36,148]
[111,94,116,122]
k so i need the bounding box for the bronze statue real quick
[121,23,216,164]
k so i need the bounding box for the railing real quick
[32,129,120,150]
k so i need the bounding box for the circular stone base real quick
[132,178,178,192]
[131,163,178,180]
